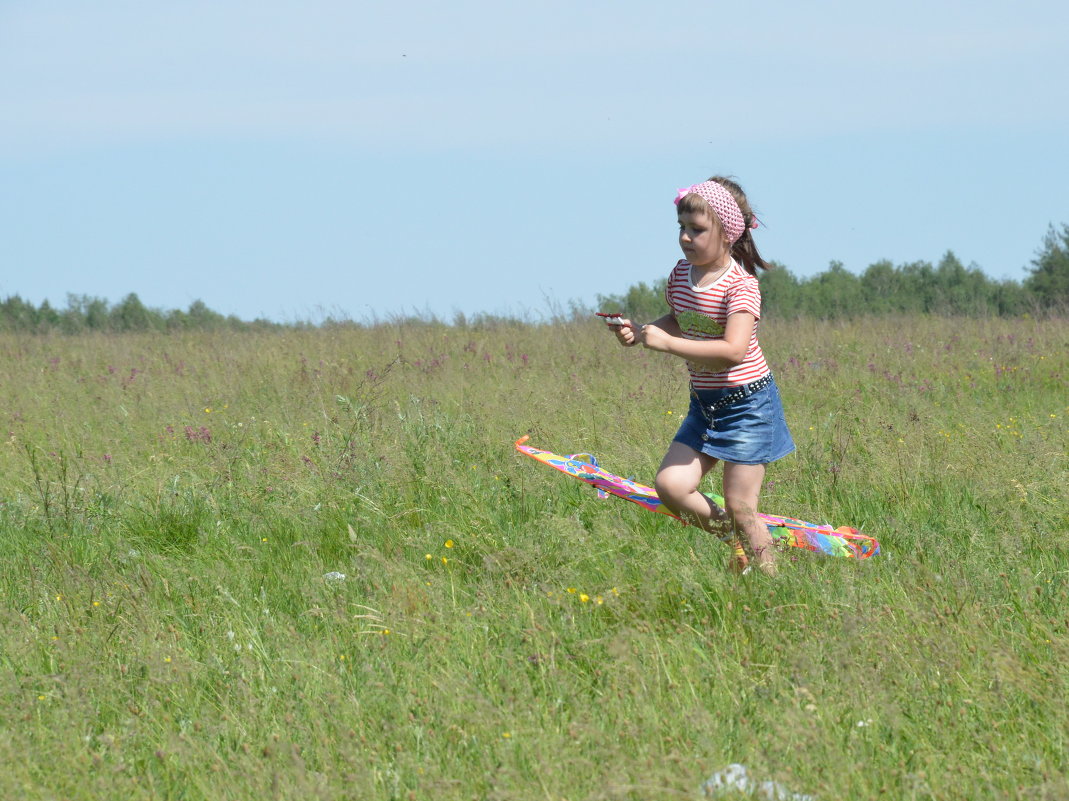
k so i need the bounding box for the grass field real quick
[0,315,1066,800]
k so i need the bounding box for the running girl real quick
[607,176,794,574]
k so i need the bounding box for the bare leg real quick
[722,462,776,575]
[654,442,748,570]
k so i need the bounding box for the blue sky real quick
[2,0,1067,322]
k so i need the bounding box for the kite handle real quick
[596,311,626,328]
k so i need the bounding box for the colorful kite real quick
[515,436,880,559]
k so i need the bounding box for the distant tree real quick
[62,294,112,331]
[759,263,800,317]
[1025,223,1069,309]
[0,295,39,331]
[897,261,936,313]
[859,260,899,314]
[991,278,1028,316]
[37,299,61,330]
[186,299,227,329]
[111,293,158,331]
[804,261,862,318]
[930,251,995,314]
[57,294,111,331]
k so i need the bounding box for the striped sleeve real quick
[664,261,686,314]
[726,275,762,320]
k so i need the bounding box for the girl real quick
[608,176,794,575]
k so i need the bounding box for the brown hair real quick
[677,176,770,276]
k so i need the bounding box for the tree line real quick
[3,225,1066,333]
[597,223,1069,321]
[0,294,282,334]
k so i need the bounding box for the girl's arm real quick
[644,313,682,337]
[641,312,754,371]
[608,313,679,347]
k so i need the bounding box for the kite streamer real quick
[515,436,879,559]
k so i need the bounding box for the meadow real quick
[0,315,1066,800]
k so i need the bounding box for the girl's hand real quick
[638,322,673,352]
[609,317,639,347]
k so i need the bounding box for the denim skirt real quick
[672,375,795,465]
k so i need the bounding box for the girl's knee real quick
[654,472,693,507]
[653,476,678,505]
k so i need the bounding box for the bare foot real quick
[755,559,778,578]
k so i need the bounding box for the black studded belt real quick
[692,373,774,434]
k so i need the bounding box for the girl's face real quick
[678,209,731,269]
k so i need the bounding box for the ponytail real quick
[731,225,770,276]
[708,176,771,277]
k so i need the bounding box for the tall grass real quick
[0,316,1066,800]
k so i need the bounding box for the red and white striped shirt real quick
[664,259,770,389]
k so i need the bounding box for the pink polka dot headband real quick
[673,181,757,244]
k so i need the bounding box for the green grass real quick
[0,316,1066,800]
